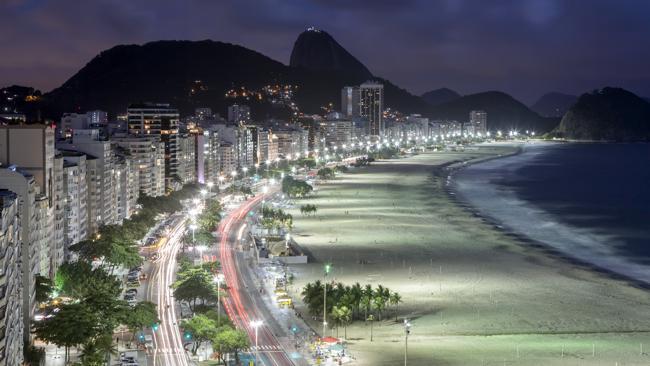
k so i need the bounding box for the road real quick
[146,214,191,366]
[218,193,298,366]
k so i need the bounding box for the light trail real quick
[147,215,190,366]
[218,192,296,366]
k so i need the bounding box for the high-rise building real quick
[469,110,487,136]
[0,167,43,342]
[0,190,24,365]
[195,127,220,185]
[218,143,237,176]
[227,104,251,125]
[112,136,165,197]
[321,113,353,147]
[177,134,196,184]
[0,125,56,206]
[59,111,108,139]
[341,86,360,118]
[59,151,89,258]
[127,103,181,190]
[59,129,118,232]
[359,81,384,137]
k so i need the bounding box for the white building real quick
[0,190,24,366]
[59,110,107,139]
[0,167,43,342]
[469,110,487,136]
[195,127,220,185]
[59,151,89,257]
[218,143,237,176]
[112,136,165,197]
[177,133,196,184]
[321,113,353,147]
[341,86,360,118]
[59,129,118,232]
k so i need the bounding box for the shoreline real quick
[446,142,650,291]
[282,146,650,365]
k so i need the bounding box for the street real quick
[146,214,190,366]
[219,193,299,366]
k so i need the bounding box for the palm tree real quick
[350,283,363,319]
[389,292,403,321]
[339,306,352,339]
[301,281,324,316]
[373,295,385,320]
[360,294,372,321]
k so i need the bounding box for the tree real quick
[174,270,219,309]
[122,302,159,334]
[301,281,324,316]
[54,261,121,300]
[35,274,54,304]
[181,314,220,355]
[212,327,250,365]
[390,292,403,321]
[331,305,352,338]
[33,303,99,364]
[300,204,317,216]
[317,167,335,180]
[80,334,116,366]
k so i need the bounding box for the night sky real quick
[2,0,649,103]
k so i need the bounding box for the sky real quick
[2,0,649,104]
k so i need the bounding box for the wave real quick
[451,143,650,285]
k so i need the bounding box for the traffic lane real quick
[218,193,294,366]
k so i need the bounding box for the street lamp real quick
[213,274,225,323]
[189,224,197,242]
[404,318,411,366]
[250,320,263,366]
[323,263,331,337]
[197,245,207,264]
[206,181,214,193]
[200,189,207,197]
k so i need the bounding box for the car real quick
[124,294,135,301]
[125,289,137,295]
[126,281,140,288]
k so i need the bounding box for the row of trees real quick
[173,257,224,310]
[35,262,158,365]
[299,204,317,216]
[70,185,201,271]
[301,282,402,337]
[260,206,293,232]
[31,187,203,364]
[180,312,250,364]
[281,176,314,198]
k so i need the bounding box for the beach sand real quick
[284,145,650,365]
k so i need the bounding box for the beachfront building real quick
[0,167,45,341]
[0,191,24,365]
[112,136,165,197]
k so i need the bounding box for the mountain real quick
[429,91,558,133]
[45,40,293,119]
[530,92,577,117]
[554,87,650,141]
[42,32,428,119]
[421,88,460,106]
[289,28,372,80]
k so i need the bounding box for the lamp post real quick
[189,223,197,242]
[250,320,263,365]
[404,318,411,366]
[323,263,331,338]
[207,181,214,194]
[197,245,207,264]
[213,274,224,324]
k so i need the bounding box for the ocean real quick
[453,142,650,283]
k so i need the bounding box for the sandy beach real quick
[284,145,650,366]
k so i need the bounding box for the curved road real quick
[146,215,191,366]
[219,194,297,366]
